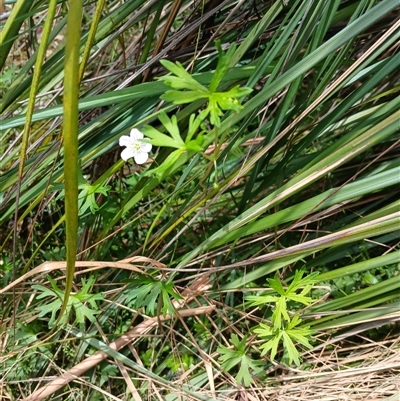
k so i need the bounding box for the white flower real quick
[119,128,152,164]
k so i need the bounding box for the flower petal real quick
[121,147,135,161]
[133,151,149,164]
[130,128,143,140]
[119,135,133,147]
[140,141,152,153]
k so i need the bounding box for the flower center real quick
[132,142,141,151]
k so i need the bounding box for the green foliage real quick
[254,314,314,366]
[77,177,111,215]
[158,41,252,127]
[124,276,182,316]
[99,364,119,387]
[32,276,104,327]
[247,271,317,365]
[218,334,262,387]
[141,111,206,177]
[1,321,52,382]
[55,168,112,215]
[165,353,194,373]
[142,42,252,179]
[248,271,318,329]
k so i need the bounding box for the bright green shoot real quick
[247,271,318,365]
[158,41,252,127]
[153,41,252,187]
[248,270,318,329]
[254,314,314,366]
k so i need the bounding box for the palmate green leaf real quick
[286,315,314,349]
[236,355,258,387]
[253,322,274,338]
[78,180,111,215]
[128,280,160,315]
[158,112,185,146]
[286,293,314,305]
[288,271,319,293]
[255,324,282,360]
[205,87,252,126]
[54,168,111,215]
[141,126,183,149]
[255,315,314,365]
[212,95,240,112]
[209,40,237,92]
[246,294,279,306]
[32,276,103,327]
[268,275,285,295]
[33,281,63,327]
[260,271,317,303]
[281,316,314,365]
[251,271,316,363]
[125,276,182,316]
[280,271,318,306]
[160,281,183,316]
[214,86,253,108]
[206,98,223,127]
[185,134,204,152]
[158,59,209,93]
[218,334,261,386]
[34,298,62,328]
[247,272,317,330]
[70,298,100,324]
[141,111,196,165]
[186,110,208,142]
[273,296,289,329]
[72,276,104,307]
[218,348,242,371]
[142,110,205,154]
[281,332,300,366]
[229,333,247,352]
[157,45,252,128]
[252,272,317,330]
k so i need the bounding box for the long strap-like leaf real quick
[57,0,83,324]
